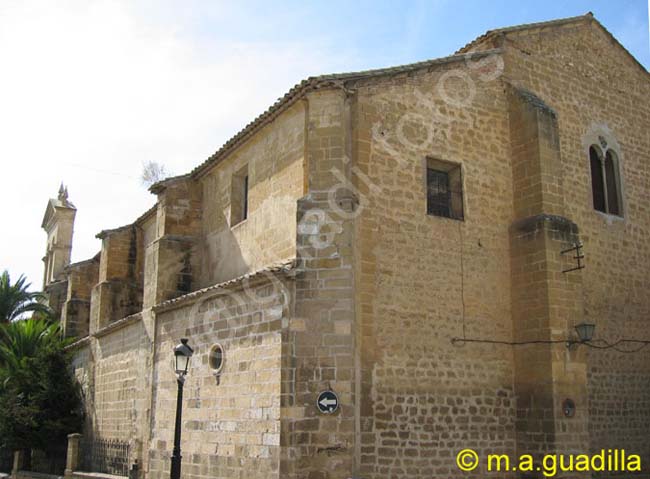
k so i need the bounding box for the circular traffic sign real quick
[317,390,339,414]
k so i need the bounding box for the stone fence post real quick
[128,439,141,479]
[64,433,82,479]
[11,450,25,479]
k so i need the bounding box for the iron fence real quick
[28,448,66,475]
[81,437,130,477]
[0,447,13,473]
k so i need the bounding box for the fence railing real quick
[81,437,130,477]
[27,448,66,476]
[0,447,13,473]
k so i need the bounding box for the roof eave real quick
[457,13,648,78]
[188,49,504,180]
[149,174,191,195]
[152,259,297,313]
[456,13,593,54]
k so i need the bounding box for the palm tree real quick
[0,319,80,469]
[0,271,51,323]
[0,319,69,373]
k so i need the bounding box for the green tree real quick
[0,271,52,323]
[0,319,69,372]
[0,319,83,470]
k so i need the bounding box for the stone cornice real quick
[93,312,143,339]
[152,259,297,314]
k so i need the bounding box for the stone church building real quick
[39,14,650,479]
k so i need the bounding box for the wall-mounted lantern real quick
[574,323,596,343]
[567,323,596,348]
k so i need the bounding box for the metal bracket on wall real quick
[561,242,585,273]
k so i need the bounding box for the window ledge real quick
[594,210,625,224]
[425,213,464,222]
[231,218,248,230]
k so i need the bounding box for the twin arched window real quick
[589,144,622,216]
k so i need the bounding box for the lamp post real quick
[170,338,193,479]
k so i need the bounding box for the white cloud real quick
[0,0,358,289]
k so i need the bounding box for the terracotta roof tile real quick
[185,49,502,180]
[152,259,297,313]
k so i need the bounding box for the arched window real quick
[604,150,621,216]
[589,146,605,213]
[589,144,623,216]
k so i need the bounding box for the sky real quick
[1,0,648,291]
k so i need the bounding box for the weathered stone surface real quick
[40,14,649,479]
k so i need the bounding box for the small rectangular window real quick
[230,165,249,226]
[427,168,451,217]
[242,174,249,220]
[426,158,463,220]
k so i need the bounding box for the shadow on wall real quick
[201,194,298,286]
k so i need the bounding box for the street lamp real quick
[170,338,193,479]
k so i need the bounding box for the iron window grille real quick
[427,168,452,217]
[426,159,463,220]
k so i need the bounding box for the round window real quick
[209,344,225,373]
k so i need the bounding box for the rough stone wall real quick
[63,258,99,338]
[70,343,93,430]
[280,89,359,479]
[199,101,305,287]
[506,85,591,459]
[67,260,100,302]
[64,89,305,479]
[145,179,202,309]
[141,213,157,248]
[45,279,68,323]
[91,318,150,445]
[58,18,650,479]
[91,226,144,332]
[351,58,517,478]
[147,278,291,479]
[97,227,139,283]
[490,20,650,466]
[156,179,202,239]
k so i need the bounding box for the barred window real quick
[589,145,622,216]
[426,158,463,220]
[427,169,451,217]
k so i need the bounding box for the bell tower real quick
[41,184,76,318]
[41,184,76,286]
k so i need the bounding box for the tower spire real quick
[58,182,68,202]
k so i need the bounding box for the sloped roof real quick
[456,13,591,53]
[95,202,157,239]
[147,13,647,193]
[149,48,502,188]
[153,259,297,313]
[457,12,649,77]
[41,196,76,229]
[149,174,190,194]
[64,253,100,272]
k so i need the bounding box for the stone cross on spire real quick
[58,183,69,202]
